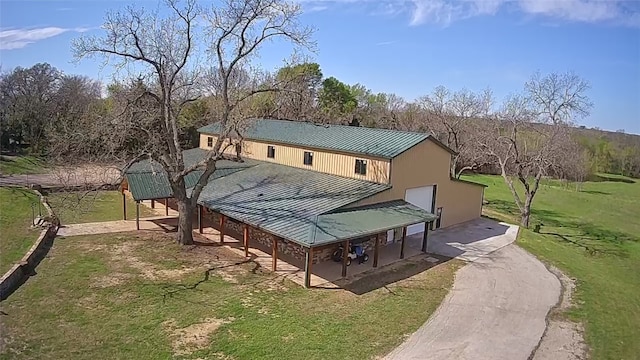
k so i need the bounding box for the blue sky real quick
[1,0,639,133]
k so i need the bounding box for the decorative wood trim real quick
[243,224,249,258]
[272,237,278,271]
[400,226,407,259]
[373,233,380,267]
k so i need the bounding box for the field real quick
[463,174,640,360]
[47,191,155,224]
[0,155,45,175]
[0,231,458,359]
[0,188,41,275]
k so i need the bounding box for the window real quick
[355,159,367,175]
[303,151,313,166]
[207,137,213,148]
[267,145,276,159]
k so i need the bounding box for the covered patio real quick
[190,198,438,288]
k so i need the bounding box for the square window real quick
[207,137,213,147]
[267,145,275,159]
[355,159,367,175]
[303,151,313,166]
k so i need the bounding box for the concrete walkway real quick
[386,221,561,360]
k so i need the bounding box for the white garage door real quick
[405,185,435,235]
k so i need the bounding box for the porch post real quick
[304,247,313,288]
[341,240,349,278]
[373,233,380,268]
[400,226,407,259]
[198,205,203,234]
[122,192,127,220]
[421,222,430,252]
[272,237,278,272]
[165,198,169,216]
[135,201,140,230]
[243,224,249,258]
[219,214,225,243]
[151,199,155,209]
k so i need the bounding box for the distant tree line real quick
[3,61,637,179]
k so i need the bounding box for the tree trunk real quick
[521,194,533,228]
[520,210,530,228]
[175,198,195,245]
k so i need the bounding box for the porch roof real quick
[311,200,437,246]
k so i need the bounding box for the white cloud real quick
[409,0,640,26]
[0,27,91,50]
[298,0,640,27]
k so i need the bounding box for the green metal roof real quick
[312,200,438,246]
[198,119,429,159]
[125,148,255,201]
[196,162,391,246]
[126,168,247,201]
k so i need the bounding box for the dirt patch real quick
[533,266,588,360]
[111,242,200,281]
[90,272,131,288]
[163,317,233,356]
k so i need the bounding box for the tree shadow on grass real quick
[588,174,636,184]
[484,199,637,258]
[579,190,611,195]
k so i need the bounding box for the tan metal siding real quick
[348,140,483,228]
[199,134,390,183]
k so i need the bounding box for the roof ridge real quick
[246,118,429,136]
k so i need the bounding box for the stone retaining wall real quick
[0,189,59,301]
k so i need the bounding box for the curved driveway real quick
[387,238,561,359]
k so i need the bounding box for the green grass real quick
[0,188,41,275]
[0,155,46,175]
[47,191,155,224]
[463,173,640,360]
[0,232,460,359]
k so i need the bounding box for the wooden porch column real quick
[151,199,155,209]
[135,201,140,230]
[421,222,430,252]
[341,240,349,278]
[122,192,127,220]
[400,226,407,259]
[164,198,169,216]
[243,224,249,258]
[304,247,313,288]
[272,237,278,272]
[219,214,226,243]
[198,205,203,234]
[373,233,380,268]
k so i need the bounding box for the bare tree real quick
[73,0,313,245]
[419,86,493,178]
[478,72,592,227]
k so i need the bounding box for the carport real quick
[306,200,438,286]
[119,149,255,228]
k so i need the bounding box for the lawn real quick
[0,232,460,359]
[0,155,46,175]
[47,191,155,224]
[0,188,41,275]
[463,173,640,360]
